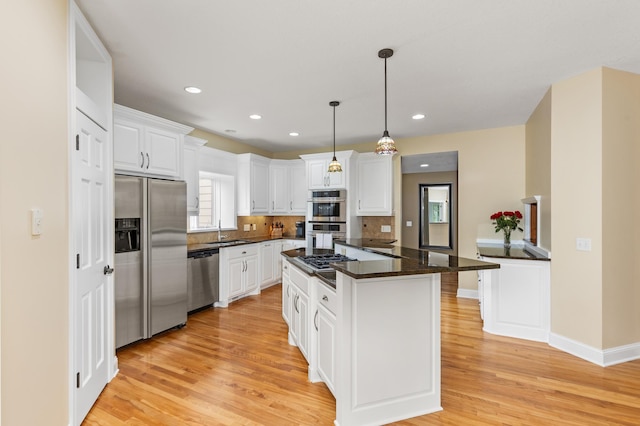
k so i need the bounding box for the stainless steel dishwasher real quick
[187,248,219,312]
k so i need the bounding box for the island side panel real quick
[336,272,442,426]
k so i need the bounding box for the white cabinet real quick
[356,152,393,216]
[218,243,259,306]
[261,240,284,289]
[282,259,293,327]
[237,153,270,215]
[269,160,307,215]
[183,135,207,214]
[478,254,550,342]
[113,104,193,179]
[288,262,313,363]
[301,151,356,190]
[316,282,337,396]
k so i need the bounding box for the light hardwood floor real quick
[84,274,640,425]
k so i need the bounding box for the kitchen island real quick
[282,239,499,426]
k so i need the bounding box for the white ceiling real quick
[76,0,640,153]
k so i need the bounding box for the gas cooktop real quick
[295,253,356,271]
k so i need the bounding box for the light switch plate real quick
[381,225,391,233]
[31,208,43,235]
[576,237,592,251]
[243,224,250,231]
[406,221,413,227]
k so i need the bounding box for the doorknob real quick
[103,265,114,275]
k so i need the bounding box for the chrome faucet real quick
[218,219,228,241]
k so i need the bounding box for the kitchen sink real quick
[205,240,250,248]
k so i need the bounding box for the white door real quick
[73,110,112,422]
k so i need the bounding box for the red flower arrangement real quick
[490,211,523,245]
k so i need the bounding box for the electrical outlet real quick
[381,225,391,233]
[252,223,257,231]
[576,237,592,251]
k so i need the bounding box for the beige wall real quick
[549,67,640,351]
[550,68,604,348]
[525,88,552,251]
[398,127,526,290]
[0,0,70,424]
[601,68,640,348]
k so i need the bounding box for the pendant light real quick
[327,100,343,173]
[375,48,398,155]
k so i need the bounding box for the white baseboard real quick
[549,332,640,367]
[456,288,478,299]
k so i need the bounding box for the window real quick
[189,171,236,231]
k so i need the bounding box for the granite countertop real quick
[188,235,304,253]
[476,243,550,261]
[281,240,499,282]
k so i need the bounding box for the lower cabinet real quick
[478,255,550,342]
[261,240,283,289]
[284,258,337,395]
[316,282,337,396]
[288,263,312,363]
[218,244,259,307]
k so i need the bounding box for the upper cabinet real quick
[356,153,393,216]
[237,153,270,215]
[269,159,307,215]
[183,135,207,214]
[301,151,356,190]
[113,104,193,179]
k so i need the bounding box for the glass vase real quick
[503,229,511,249]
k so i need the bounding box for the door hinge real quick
[75,134,79,151]
[76,372,80,388]
[76,253,80,269]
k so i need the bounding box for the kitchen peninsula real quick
[282,239,499,425]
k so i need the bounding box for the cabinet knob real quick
[322,295,329,302]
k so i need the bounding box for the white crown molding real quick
[114,104,194,135]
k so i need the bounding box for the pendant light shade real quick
[328,101,343,173]
[375,48,398,155]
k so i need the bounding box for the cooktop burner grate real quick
[296,254,356,271]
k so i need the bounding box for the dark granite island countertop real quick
[332,238,499,279]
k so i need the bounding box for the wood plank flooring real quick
[84,275,640,425]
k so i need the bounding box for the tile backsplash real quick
[187,215,396,244]
[361,216,396,240]
[188,216,305,244]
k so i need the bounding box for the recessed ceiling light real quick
[249,114,262,120]
[225,129,236,134]
[412,113,426,120]
[420,163,429,167]
[289,132,299,137]
[184,86,202,94]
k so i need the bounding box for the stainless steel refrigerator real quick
[114,175,187,349]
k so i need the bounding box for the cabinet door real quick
[269,165,289,214]
[145,127,182,178]
[260,243,275,287]
[289,162,307,213]
[273,240,283,282]
[244,255,259,293]
[307,159,328,189]
[251,160,270,213]
[296,290,310,361]
[357,153,392,215]
[317,305,336,395]
[282,276,292,326]
[114,119,145,174]
[228,257,245,298]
